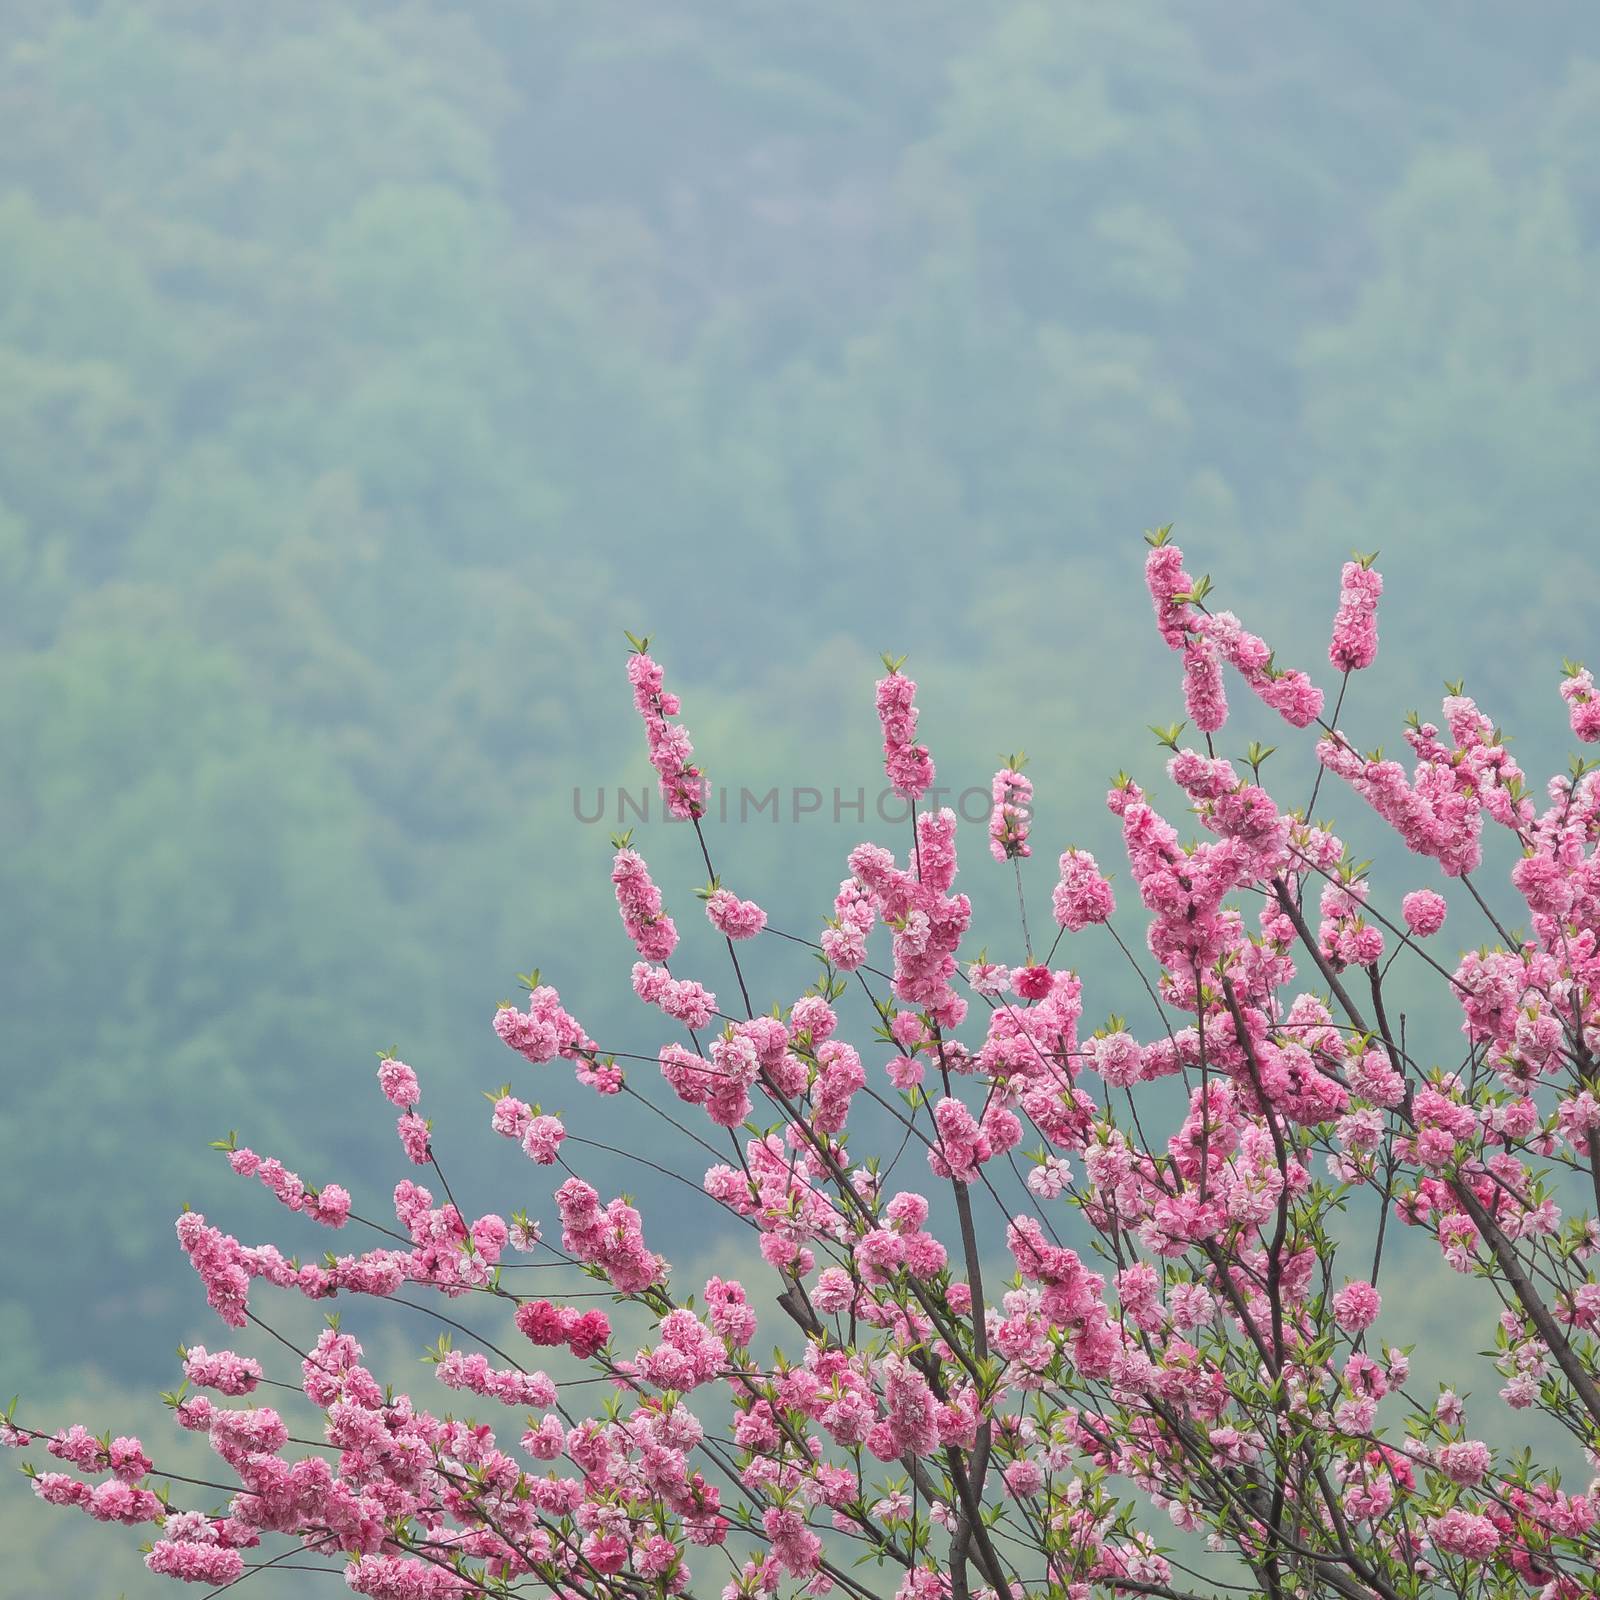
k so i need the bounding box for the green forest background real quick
[4,2,1600,1590]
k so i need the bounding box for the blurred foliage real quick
[4,3,1600,1589]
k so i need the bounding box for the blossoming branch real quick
[11,537,1600,1600]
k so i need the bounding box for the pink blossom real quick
[612,847,679,960]
[1013,964,1053,1001]
[520,1113,566,1165]
[988,766,1033,861]
[182,1346,261,1396]
[706,886,768,940]
[1332,1280,1381,1331]
[632,962,718,1030]
[376,1057,420,1107]
[226,1148,349,1229]
[1182,636,1228,732]
[396,1110,430,1165]
[1428,1507,1499,1560]
[1401,889,1447,937]
[628,651,706,818]
[1434,1439,1491,1487]
[1052,848,1115,931]
[145,1540,246,1583]
[1329,559,1382,672]
[1561,664,1600,743]
[876,670,935,800]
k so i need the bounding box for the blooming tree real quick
[12,535,1600,1600]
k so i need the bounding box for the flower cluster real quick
[988,764,1033,861]
[705,885,768,940]
[494,985,612,1093]
[612,846,679,960]
[628,650,706,818]
[182,1345,263,1395]
[844,808,971,1027]
[226,1145,351,1227]
[489,1094,567,1163]
[1562,663,1600,743]
[876,668,935,799]
[1329,555,1383,672]
[1146,533,1325,730]
[1052,846,1116,932]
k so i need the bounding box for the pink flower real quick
[182,1346,261,1396]
[1189,602,1325,729]
[568,1310,611,1359]
[611,847,679,960]
[1145,540,1197,649]
[876,670,935,800]
[1182,636,1228,732]
[705,1276,757,1346]
[514,1299,611,1360]
[435,1349,555,1409]
[1560,664,1600,743]
[376,1057,420,1107]
[886,1054,925,1090]
[347,1555,474,1596]
[1332,1280,1381,1332]
[514,1299,568,1346]
[556,1176,662,1292]
[1052,849,1115,931]
[307,1184,351,1227]
[822,876,875,970]
[1092,1031,1142,1089]
[396,1110,430,1166]
[1428,1507,1499,1560]
[493,986,598,1069]
[793,995,839,1045]
[705,886,767,940]
[1329,558,1382,672]
[48,1425,111,1474]
[1401,889,1447,937]
[627,651,706,818]
[988,766,1033,862]
[521,1113,566,1165]
[813,1266,855,1315]
[583,1530,629,1576]
[145,1541,246,1583]
[1013,965,1053,1001]
[1434,1439,1491,1487]
[175,1213,251,1328]
[929,1097,991,1183]
[226,1148,350,1229]
[490,1094,531,1139]
[632,962,718,1030]
[763,1505,823,1576]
